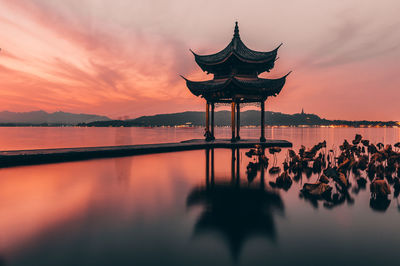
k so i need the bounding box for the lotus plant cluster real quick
[245,135,400,211]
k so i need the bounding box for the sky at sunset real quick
[0,0,399,120]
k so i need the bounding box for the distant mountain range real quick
[78,110,398,127]
[0,111,110,125]
[0,110,396,127]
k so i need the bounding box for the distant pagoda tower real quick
[182,22,291,142]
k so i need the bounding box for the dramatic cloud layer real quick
[0,0,399,120]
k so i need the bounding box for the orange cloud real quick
[0,0,399,120]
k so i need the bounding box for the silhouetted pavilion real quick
[182,22,290,142]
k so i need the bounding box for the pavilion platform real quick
[0,139,292,168]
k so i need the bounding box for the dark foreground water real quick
[0,127,399,266]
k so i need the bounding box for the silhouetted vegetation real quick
[77,111,398,127]
[244,135,400,212]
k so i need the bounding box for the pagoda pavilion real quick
[182,22,290,142]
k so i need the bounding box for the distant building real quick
[182,22,291,142]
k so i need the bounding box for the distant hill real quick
[0,111,110,125]
[79,110,398,127]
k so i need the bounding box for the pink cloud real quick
[0,0,399,120]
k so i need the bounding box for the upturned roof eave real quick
[182,72,291,99]
[193,50,277,67]
[191,41,282,68]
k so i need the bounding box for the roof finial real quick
[233,21,240,38]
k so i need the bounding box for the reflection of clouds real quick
[0,150,206,259]
[0,162,98,255]
[114,156,133,185]
[114,128,133,184]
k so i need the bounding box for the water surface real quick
[0,126,398,150]
[0,127,399,266]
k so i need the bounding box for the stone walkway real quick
[0,139,292,168]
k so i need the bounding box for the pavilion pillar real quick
[236,148,240,187]
[260,101,266,142]
[211,148,215,186]
[205,148,210,188]
[211,102,215,140]
[236,102,240,140]
[231,102,236,142]
[231,148,235,182]
[205,102,210,141]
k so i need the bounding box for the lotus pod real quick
[288,149,297,158]
[370,179,391,198]
[302,182,332,198]
[269,147,281,154]
[335,172,348,188]
[275,171,292,190]
[352,134,362,145]
[269,166,281,174]
[361,140,370,146]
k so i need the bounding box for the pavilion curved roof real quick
[181,72,291,101]
[190,22,281,72]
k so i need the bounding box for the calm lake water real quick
[0,127,399,266]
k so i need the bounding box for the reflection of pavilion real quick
[187,148,284,261]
